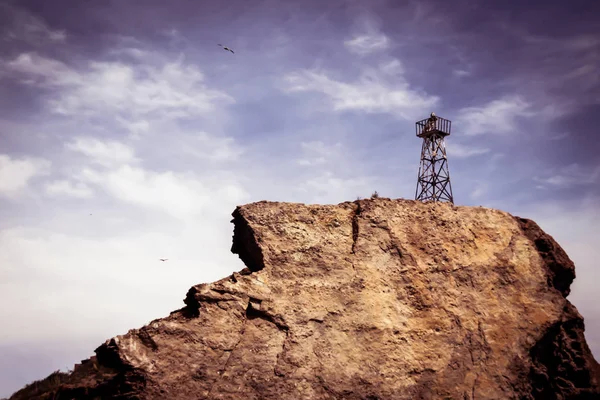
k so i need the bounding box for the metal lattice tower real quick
[415,112,454,204]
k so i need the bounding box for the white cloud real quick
[6,53,79,87]
[108,47,151,60]
[446,143,491,158]
[0,155,50,197]
[282,62,439,119]
[4,46,247,219]
[0,134,250,348]
[379,59,404,76]
[0,221,245,345]
[84,167,204,218]
[535,163,600,188]
[117,118,151,139]
[65,135,249,221]
[344,32,390,56]
[55,130,248,221]
[470,183,487,199]
[66,137,139,168]
[297,158,326,167]
[453,69,471,77]
[296,141,343,167]
[3,52,234,120]
[0,138,250,353]
[181,132,244,163]
[301,140,332,154]
[297,170,377,204]
[455,95,536,136]
[44,180,94,199]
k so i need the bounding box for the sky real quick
[0,0,599,396]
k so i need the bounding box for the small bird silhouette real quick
[218,44,234,54]
[159,258,168,262]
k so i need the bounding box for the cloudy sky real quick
[0,0,599,396]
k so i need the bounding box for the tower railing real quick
[415,116,451,138]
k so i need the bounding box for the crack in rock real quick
[274,330,291,377]
[137,329,158,352]
[472,374,480,400]
[351,201,362,254]
[205,321,247,399]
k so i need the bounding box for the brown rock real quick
[9,198,600,400]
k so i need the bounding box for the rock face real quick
[9,198,600,400]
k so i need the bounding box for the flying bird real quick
[218,44,234,54]
[159,258,168,262]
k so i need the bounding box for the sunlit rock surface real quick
[10,198,600,400]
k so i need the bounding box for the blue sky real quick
[0,0,599,396]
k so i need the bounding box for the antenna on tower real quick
[415,112,454,204]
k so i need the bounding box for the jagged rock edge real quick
[230,206,266,273]
[9,201,600,399]
[514,216,575,297]
[528,302,600,398]
[514,216,600,398]
[15,205,270,399]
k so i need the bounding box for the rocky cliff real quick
[9,198,600,400]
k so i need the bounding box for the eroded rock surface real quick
[10,199,600,400]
